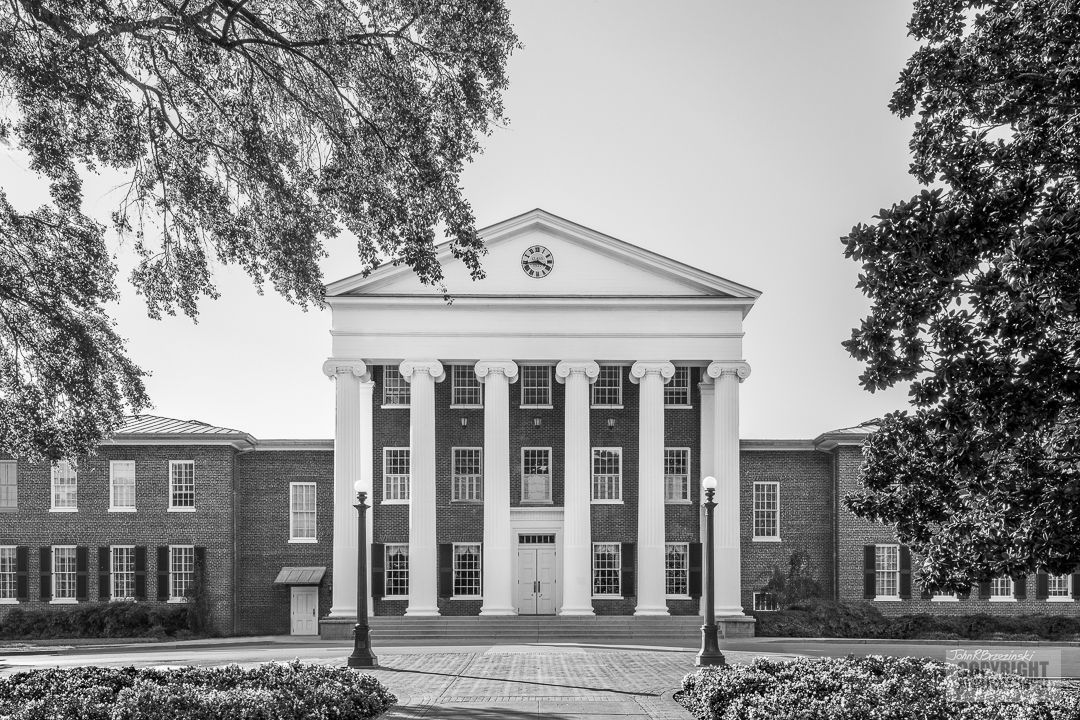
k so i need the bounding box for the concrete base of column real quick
[404,606,440,617]
[479,606,517,616]
[633,606,670,616]
[327,606,357,618]
[558,607,595,616]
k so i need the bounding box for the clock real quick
[521,245,554,278]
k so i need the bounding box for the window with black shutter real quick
[620,542,635,598]
[134,546,147,600]
[1013,575,1027,600]
[1035,573,1049,600]
[370,543,385,600]
[75,546,88,601]
[15,546,28,601]
[862,545,876,599]
[437,543,453,598]
[98,547,110,600]
[898,546,911,599]
[39,547,51,601]
[156,546,169,601]
[688,543,703,598]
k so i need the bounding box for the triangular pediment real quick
[325,209,761,299]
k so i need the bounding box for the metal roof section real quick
[116,415,247,435]
[813,421,878,451]
[273,566,327,585]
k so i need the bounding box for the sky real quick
[0,1,926,441]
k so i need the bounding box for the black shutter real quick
[75,546,88,601]
[862,545,876,599]
[621,542,636,598]
[134,547,146,600]
[98,547,110,600]
[978,581,992,599]
[438,543,453,598]
[156,546,169,601]
[39,547,51,601]
[1035,573,1049,600]
[370,543,385,599]
[1014,575,1027,600]
[958,586,971,600]
[688,543,703,598]
[920,580,932,600]
[15,546,28,601]
[898,546,912,599]
[194,547,206,584]
[1072,569,1080,599]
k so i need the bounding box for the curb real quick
[750,637,1080,647]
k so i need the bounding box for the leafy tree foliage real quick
[0,1,517,460]
[759,550,825,609]
[843,0,1080,590]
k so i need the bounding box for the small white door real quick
[515,546,557,615]
[290,586,318,635]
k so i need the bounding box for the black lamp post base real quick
[347,625,378,668]
[695,624,726,667]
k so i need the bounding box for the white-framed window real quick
[521,447,552,503]
[665,542,689,597]
[1048,575,1072,601]
[875,545,899,599]
[51,461,77,511]
[451,365,482,407]
[753,592,778,612]
[520,365,551,407]
[0,546,16,601]
[592,542,621,597]
[591,365,622,407]
[452,448,482,502]
[169,545,195,601]
[664,448,690,502]
[109,461,136,511]
[289,482,317,542]
[168,460,195,510]
[52,545,77,602]
[452,543,482,597]
[382,365,410,406]
[0,461,16,509]
[664,366,691,407]
[591,448,622,502]
[753,482,780,540]
[990,576,1014,600]
[385,544,409,597]
[383,448,410,502]
[110,546,135,600]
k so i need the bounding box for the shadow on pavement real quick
[381,665,657,697]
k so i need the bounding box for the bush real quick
[0,603,191,640]
[681,656,1080,720]
[0,662,396,720]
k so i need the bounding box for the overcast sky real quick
[1,1,925,440]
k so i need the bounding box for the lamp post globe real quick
[346,482,377,668]
[696,476,725,666]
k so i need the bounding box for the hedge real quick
[681,656,1080,720]
[0,662,396,720]
[0,603,191,640]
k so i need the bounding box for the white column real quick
[706,361,751,616]
[698,373,717,616]
[630,361,675,616]
[322,359,370,619]
[400,360,445,617]
[475,360,518,615]
[555,360,599,616]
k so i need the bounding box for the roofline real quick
[741,439,818,451]
[105,433,257,451]
[255,439,334,452]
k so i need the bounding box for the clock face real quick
[521,245,554,278]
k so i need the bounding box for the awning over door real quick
[273,566,326,585]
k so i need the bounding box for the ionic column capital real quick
[706,361,751,383]
[399,360,446,383]
[474,360,519,384]
[629,361,676,385]
[322,358,370,382]
[555,360,600,384]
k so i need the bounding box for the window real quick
[452,448,482,502]
[385,544,409,597]
[109,461,136,511]
[111,546,136,600]
[592,543,621,597]
[383,448,410,502]
[591,365,622,407]
[591,448,622,502]
[51,461,77,511]
[753,592,778,612]
[753,482,780,539]
[52,546,77,601]
[990,576,1014,599]
[0,461,15,509]
[289,482,317,542]
[520,365,551,407]
[665,543,689,597]
[664,366,691,406]
[169,545,195,601]
[1048,575,1071,599]
[169,461,195,510]
[521,447,552,503]
[875,545,899,598]
[664,448,690,502]
[0,546,15,600]
[452,543,482,597]
[451,365,482,407]
[382,365,410,406]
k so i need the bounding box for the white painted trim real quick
[1046,597,1075,603]
[874,596,902,602]
[288,481,318,543]
[0,598,18,604]
[930,594,959,602]
[168,460,196,511]
[167,507,197,513]
[988,596,1017,602]
[108,508,137,513]
[49,507,78,513]
[752,481,780,541]
[590,446,622,502]
[520,446,553,504]
[49,598,78,605]
[752,536,782,543]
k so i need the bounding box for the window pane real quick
[290,483,317,540]
[1048,575,1070,597]
[53,546,76,599]
[52,461,77,509]
[753,482,779,538]
[592,543,621,596]
[591,449,621,501]
[453,543,481,596]
[0,547,16,599]
[0,462,16,508]
[385,544,409,596]
[170,546,195,600]
[991,577,1013,597]
[522,448,551,503]
[451,365,482,406]
[664,366,690,406]
[874,545,898,597]
[665,543,688,596]
[384,449,411,501]
[591,365,622,406]
[382,366,411,405]
[664,449,689,502]
[170,462,195,508]
[520,366,551,406]
[111,547,135,599]
[110,462,136,509]
[452,448,482,501]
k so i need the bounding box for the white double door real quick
[515,546,557,615]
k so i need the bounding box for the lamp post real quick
[347,481,377,668]
[696,475,725,666]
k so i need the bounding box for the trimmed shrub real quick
[681,656,1080,720]
[0,603,191,640]
[0,662,396,720]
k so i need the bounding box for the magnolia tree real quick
[843,1,1080,589]
[0,1,518,460]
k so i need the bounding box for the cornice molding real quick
[706,361,752,382]
[629,361,676,384]
[321,358,370,382]
[474,360,519,383]
[554,360,600,384]
[398,360,446,383]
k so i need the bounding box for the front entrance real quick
[516,537,557,615]
[290,586,318,635]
